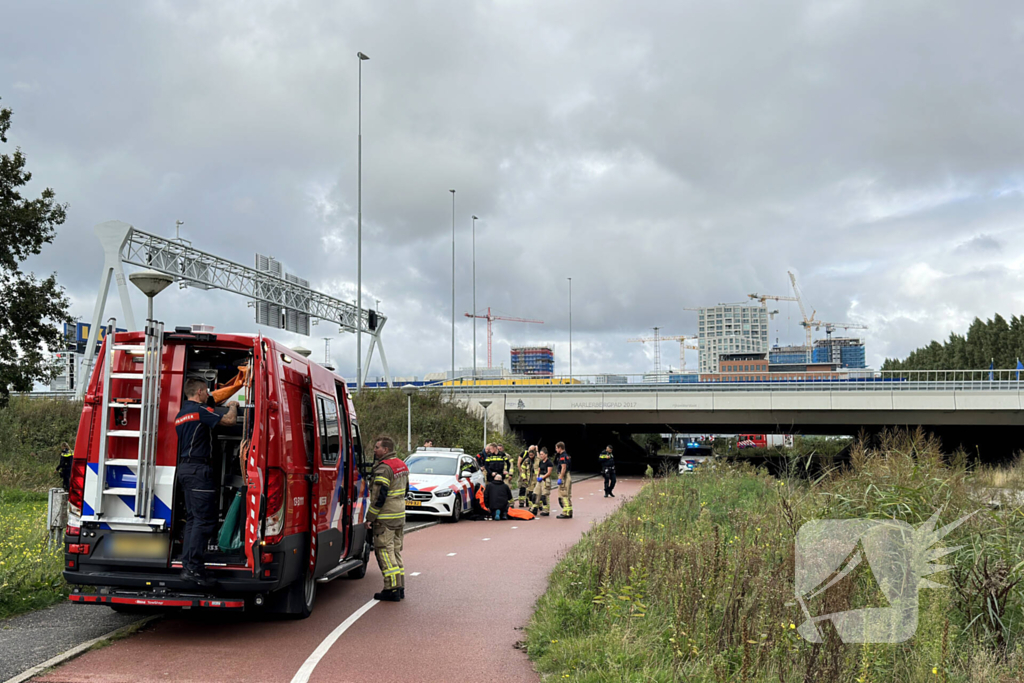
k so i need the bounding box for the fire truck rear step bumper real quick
[70,591,245,610]
[64,569,280,594]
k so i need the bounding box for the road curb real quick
[2,614,161,683]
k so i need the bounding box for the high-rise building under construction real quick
[511,345,554,377]
[813,337,866,368]
[697,304,770,373]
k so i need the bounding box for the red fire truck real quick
[63,321,372,618]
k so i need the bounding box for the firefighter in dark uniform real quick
[484,443,508,483]
[496,445,513,479]
[365,435,409,602]
[532,447,554,516]
[175,378,238,586]
[599,445,616,497]
[555,441,573,519]
[56,441,73,491]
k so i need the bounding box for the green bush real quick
[352,388,522,459]
[0,397,81,492]
[526,429,1024,682]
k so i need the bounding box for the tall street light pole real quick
[568,277,573,381]
[471,214,478,386]
[401,384,416,453]
[356,51,369,393]
[450,189,456,383]
[479,399,492,448]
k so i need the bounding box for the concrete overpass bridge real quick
[445,373,1024,465]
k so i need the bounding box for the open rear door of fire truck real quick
[243,335,268,575]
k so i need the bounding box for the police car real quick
[404,448,485,523]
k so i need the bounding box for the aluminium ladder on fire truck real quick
[85,318,166,529]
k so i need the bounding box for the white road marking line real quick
[511,526,518,529]
[483,538,490,541]
[290,598,379,683]
[447,552,457,556]
[410,572,421,576]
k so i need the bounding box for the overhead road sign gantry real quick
[78,220,391,398]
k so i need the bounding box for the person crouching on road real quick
[176,378,239,587]
[555,441,573,519]
[485,474,512,520]
[365,435,409,602]
[531,448,554,516]
[517,446,538,508]
[599,445,616,497]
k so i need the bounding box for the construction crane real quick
[787,270,818,361]
[464,307,543,369]
[628,329,700,374]
[667,335,699,372]
[627,327,665,376]
[747,292,798,318]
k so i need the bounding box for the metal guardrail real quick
[15,391,77,400]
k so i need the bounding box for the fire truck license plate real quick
[110,534,169,559]
[405,501,422,507]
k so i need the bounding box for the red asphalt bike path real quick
[36,475,641,683]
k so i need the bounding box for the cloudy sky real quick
[4,0,1024,380]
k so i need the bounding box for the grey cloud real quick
[5,0,1024,379]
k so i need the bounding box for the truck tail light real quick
[68,543,91,554]
[66,459,86,535]
[265,468,286,542]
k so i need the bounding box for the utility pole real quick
[356,51,370,392]
[567,277,573,381]
[472,214,478,386]
[450,189,456,383]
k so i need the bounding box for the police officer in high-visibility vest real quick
[532,447,554,516]
[516,446,538,508]
[555,441,573,519]
[365,435,409,602]
[599,445,616,497]
[56,441,73,491]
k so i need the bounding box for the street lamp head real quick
[128,270,174,298]
[357,52,370,60]
[401,384,417,397]
[472,215,478,220]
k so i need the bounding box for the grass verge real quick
[0,487,66,620]
[526,429,1024,682]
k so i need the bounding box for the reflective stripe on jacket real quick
[366,455,409,525]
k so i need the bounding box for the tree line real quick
[882,314,1024,371]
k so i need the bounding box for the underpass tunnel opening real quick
[508,424,679,475]
[507,421,1024,475]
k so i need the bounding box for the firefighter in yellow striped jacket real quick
[517,446,538,508]
[364,435,409,602]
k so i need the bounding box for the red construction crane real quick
[464,307,544,368]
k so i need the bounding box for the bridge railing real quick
[435,370,1024,393]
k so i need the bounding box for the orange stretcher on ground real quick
[476,487,534,520]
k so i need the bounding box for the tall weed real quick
[527,428,1024,681]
